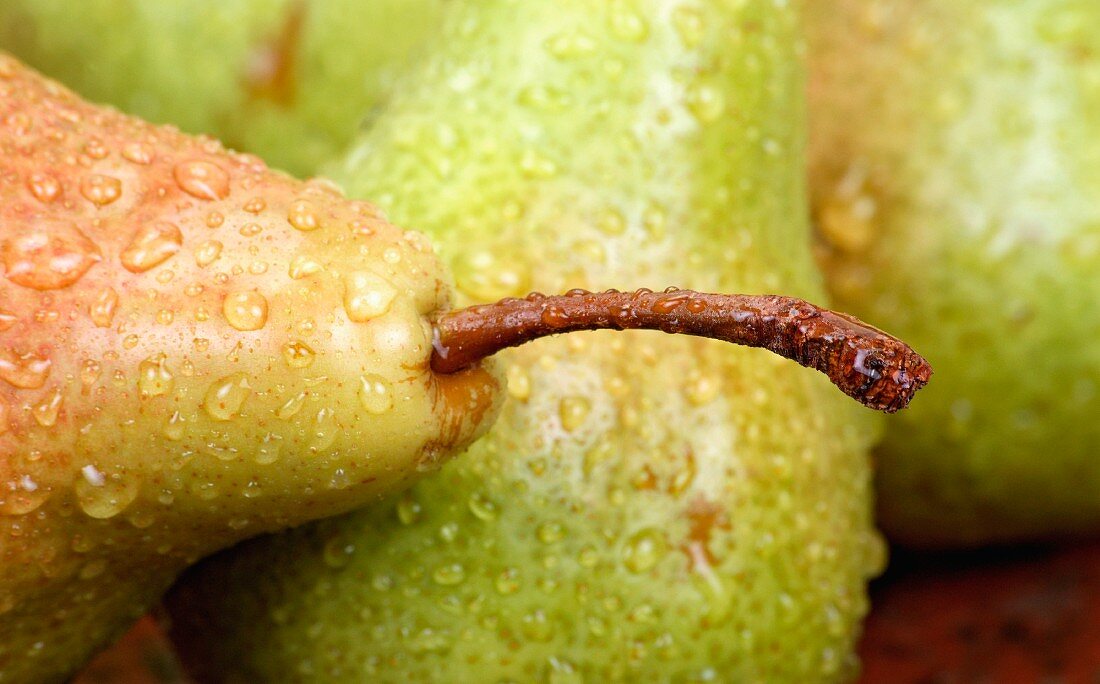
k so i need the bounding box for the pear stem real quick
[431,288,931,413]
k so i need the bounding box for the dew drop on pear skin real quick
[357,374,393,414]
[120,222,182,273]
[0,349,52,389]
[343,271,397,322]
[174,160,230,200]
[138,355,175,398]
[282,341,315,369]
[203,374,250,421]
[79,174,122,206]
[287,199,321,231]
[31,388,63,427]
[223,291,269,331]
[2,222,101,290]
[88,287,119,328]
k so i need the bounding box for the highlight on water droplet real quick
[357,374,394,414]
[0,348,51,389]
[287,199,321,231]
[622,528,666,573]
[89,287,119,328]
[174,160,230,200]
[282,341,316,369]
[26,173,61,203]
[195,240,223,267]
[74,465,140,519]
[120,221,183,273]
[1,221,102,290]
[343,271,397,322]
[32,388,63,427]
[203,373,251,421]
[288,254,323,279]
[223,290,269,331]
[138,354,175,398]
[79,174,122,206]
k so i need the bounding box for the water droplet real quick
[75,467,140,519]
[203,374,250,421]
[174,160,230,200]
[275,392,307,420]
[26,173,61,203]
[453,250,531,301]
[545,31,597,59]
[282,341,315,369]
[0,311,15,332]
[32,388,62,427]
[288,255,322,279]
[80,174,122,206]
[396,495,421,525]
[138,354,175,397]
[78,559,108,580]
[163,411,186,440]
[121,142,154,165]
[120,222,182,273]
[255,433,282,464]
[323,538,354,568]
[287,199,321,231]
[0,349,51,389]
[537,521,565,544]
[2,222,101,290]
[243,197,266,214]
[461,492,496,523]
[495,567,521,595]
[623,528,665,573]
[309,407,337,451]
[343,271,396,322]
[88,287,119,328]
[223,290,269,331]
[521,610,555,642]
[559,396,591,432]
[0,473,50,515]
[609,1,649,41]
[685,81,725,123]
[672,6,705,48]
[357,374,393,414]
[432,563,465,586]
[195,240,223,267]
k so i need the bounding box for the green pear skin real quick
[0,0,444,176]
[169,1,885,680]
[808,0,1100,546]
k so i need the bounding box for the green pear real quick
[167,1,890,680]
[808,0,1100,545]
[0,0,444,176]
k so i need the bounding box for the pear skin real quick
[0,0,445,176]
[0,54,500,683]
[808,0,1100,546]
[168,1,888,680]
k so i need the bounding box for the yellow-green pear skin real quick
[0,0,444,176]
[0,54,500,683]
[168,1,885,680]
[808,0,1100,546]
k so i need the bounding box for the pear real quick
[807,0,1100,545]
[0,0,444,176]
[167,1,896,680]
[0,52,927,682]
[0,53,501,683]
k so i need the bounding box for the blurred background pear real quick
[808,0,1100,546]
[0,0,444,176]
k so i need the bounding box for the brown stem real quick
[431,288,931,413]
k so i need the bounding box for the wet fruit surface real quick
[0,53,501,683]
